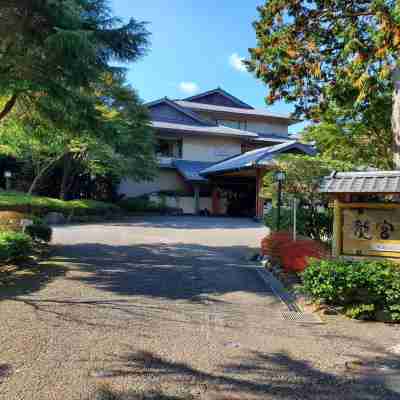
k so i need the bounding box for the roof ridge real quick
[182,88,254,109]
[176,100,298,123]
[145,97,214,126]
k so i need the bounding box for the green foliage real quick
[345,304,376,320]
[265,206,333,242]
[25,221,52,243]
[264,155,354,204]
[303,91,393,170]
[248,0,400,118]
[0,191,121,217]
[249,1,398,170]
[0,0,150,126]
[301,259,400,321]
[0,73,156,197]
[118,197,167,213]
[0,231,33,262]
[263,155,351,241]
[0,1,155,198]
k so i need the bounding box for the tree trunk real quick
[392,86,400,169]
[28,154,67,195]
[0,94,17,122]
[59,154,73,200]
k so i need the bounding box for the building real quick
[118,88,315,217]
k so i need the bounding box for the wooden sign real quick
[336,202,400,258]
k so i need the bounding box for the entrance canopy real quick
[200,141,316,178]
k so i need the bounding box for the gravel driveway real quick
[0,216,399,399]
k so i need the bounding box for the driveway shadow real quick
[0,261,67,301]
[87,348,400,399]
[53,242,273,302]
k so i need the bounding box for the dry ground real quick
[0,216,399,400]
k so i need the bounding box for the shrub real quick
[301,258,400,321]
[0,191,121,217]
[261,231,292,263]
[0,231,33,262]
[265,206,333,242]
[25,221,52,243]
[118,196,174,213]
[261,231,329,271]
[280,240,329,272]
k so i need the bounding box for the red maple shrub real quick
[261,231,329,272]
[280,240,330,272]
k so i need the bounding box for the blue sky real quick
[110,0,305,133]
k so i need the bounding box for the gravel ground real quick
[0,216,399,400]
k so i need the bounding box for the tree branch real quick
[0,93,17,121]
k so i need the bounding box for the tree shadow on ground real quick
[89,348,400,400]
[53,242,274,302]
[0,364,12,380]
[0,260,67,301]
[87,385,191,400]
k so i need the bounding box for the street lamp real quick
[274,170,286,231]
[4,171,12,191]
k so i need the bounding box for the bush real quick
[0,191,121,217]
[280,240,329,272]
[118,196,169,213]
[25,221,52,243]
[264,206,333,242]
[261,231,329,271]
[0,231,33,262]
[301,258,400,321]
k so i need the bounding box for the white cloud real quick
[229,53,247,72]
[178,81,200,95]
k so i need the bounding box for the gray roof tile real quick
[173,160,214,182]
[176,100,298,123]
[151,121,258,138]
[200,141,316,177]
[320,171,400,193]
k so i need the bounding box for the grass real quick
[0,191,121,217]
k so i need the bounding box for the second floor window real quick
[155,139,182,158]
[217,120,247,130]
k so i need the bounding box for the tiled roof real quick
[200,141,316,177]
[146,98,213,126]
[151,121,258,138]
[320,171,400,194]
[183,88,253,109]
[176,100,298,123]
[252,135,293,144]
[173,160,214,182]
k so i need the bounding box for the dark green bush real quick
[25,221,52,243]
[0,191,121,217]
[0,231,33,262]
[301,258,400,321]
[118,197,166,213]
[264,206,333,242]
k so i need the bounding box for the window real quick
[217,120,247,130]
[155,139,182,158]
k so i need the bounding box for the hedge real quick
[0,231,33,263]
[0,192,121,217]
[301,258,400,322]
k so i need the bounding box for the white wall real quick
[118,170,186,198]
[149,194,228,215]
[182,136,241,162]
[246,121,288,136]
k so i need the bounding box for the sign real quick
[341,205,400,258]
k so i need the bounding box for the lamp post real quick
[392,67,400,169]
[4,171,12,191]
[274,170,286,231]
